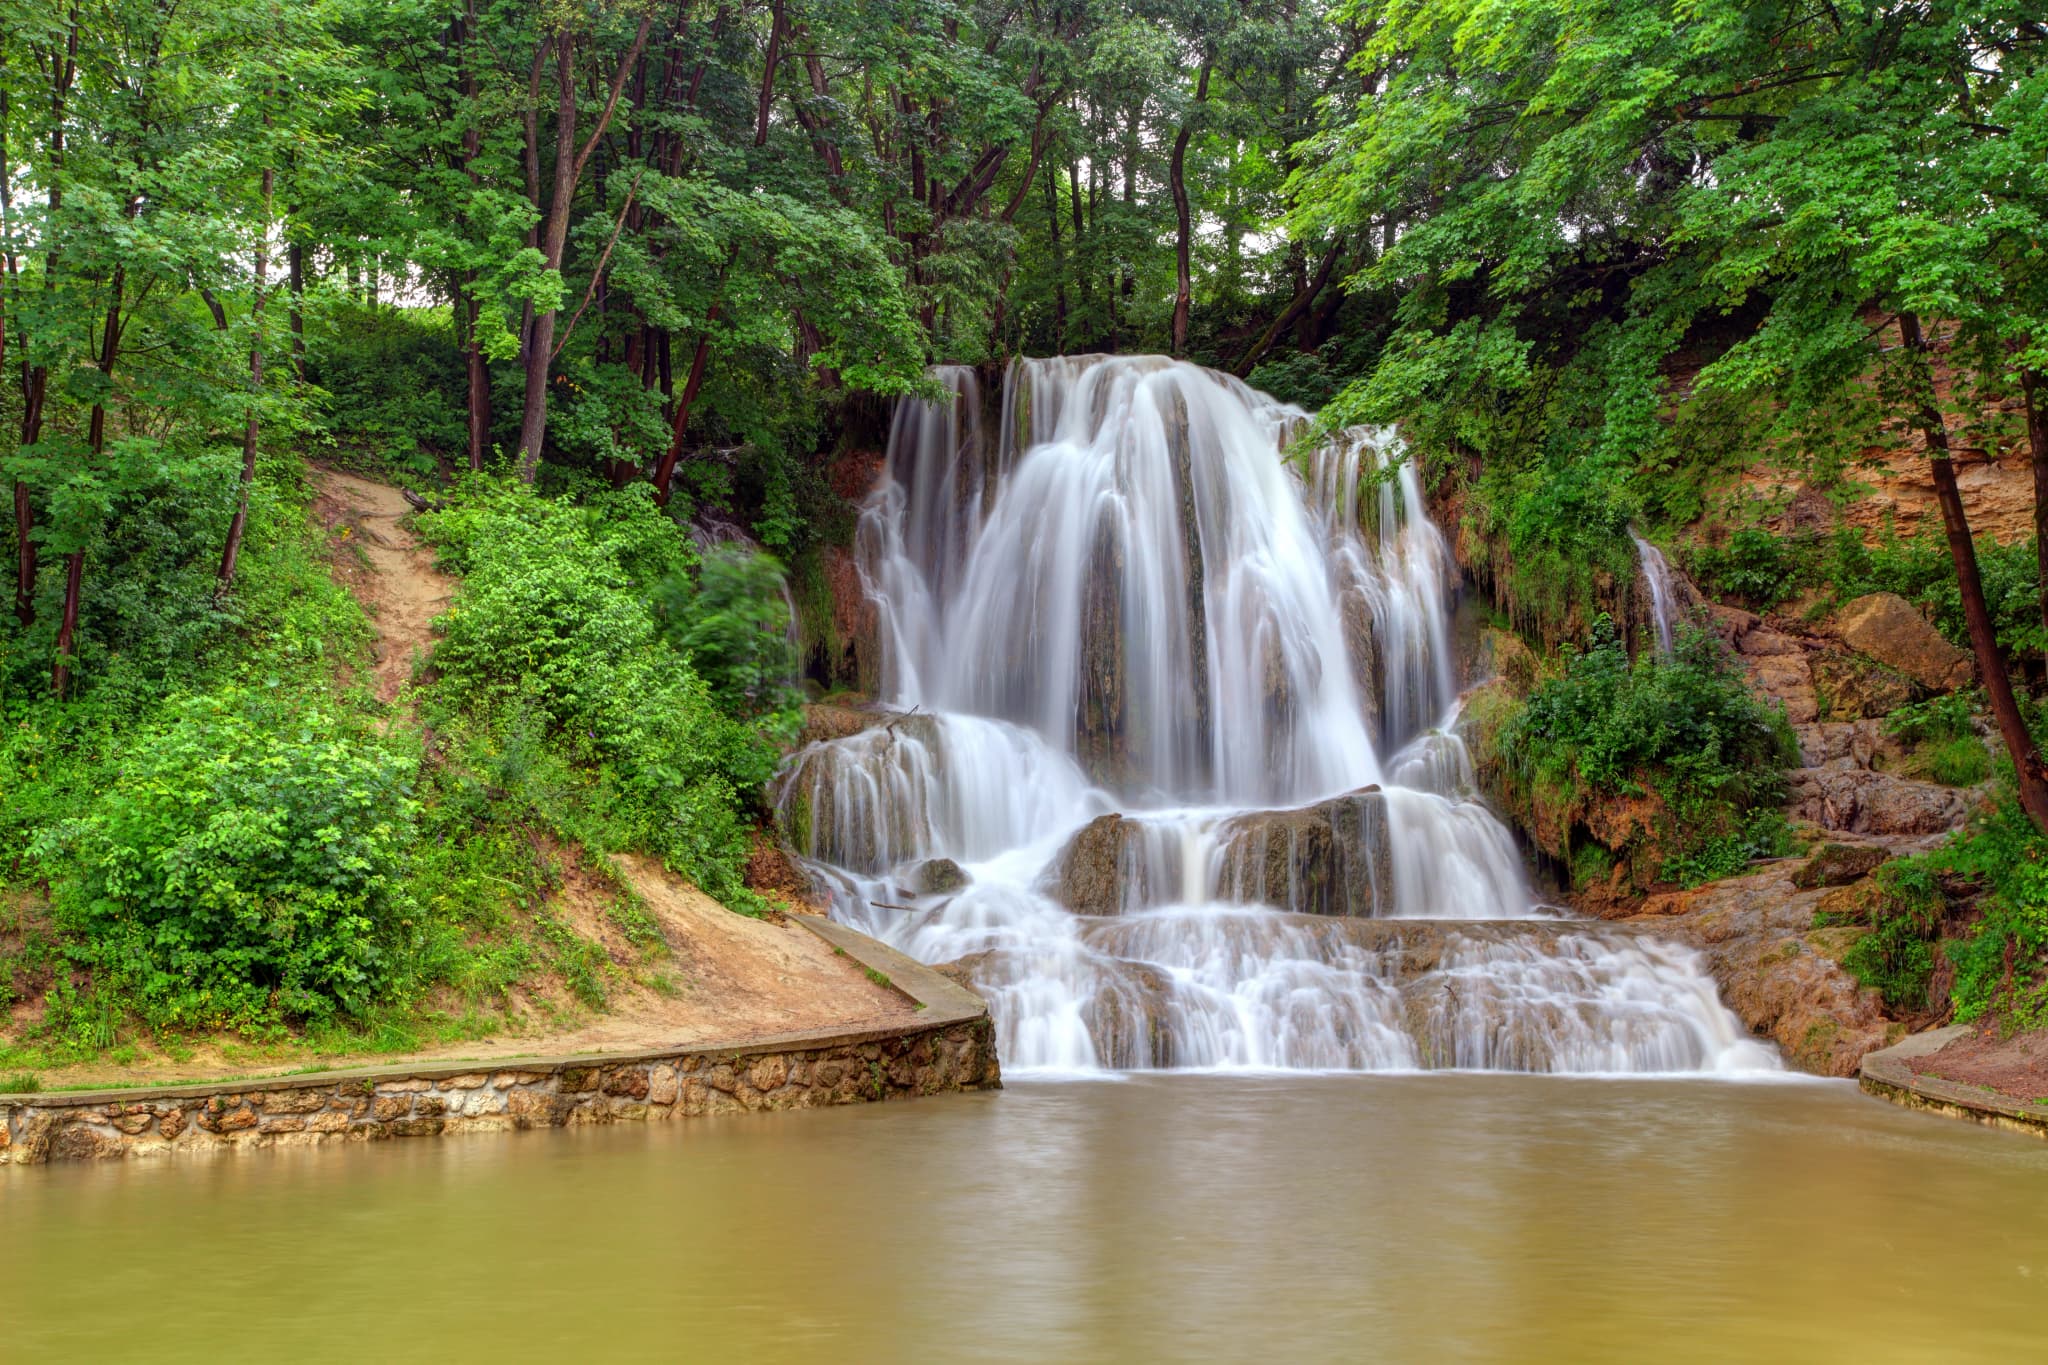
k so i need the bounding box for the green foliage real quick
[1660,808,1796,889]
[420,480,780,908]
[308,300,472,477]
[1506,619,1788,805]
[1824,793,2048,1026]
[1838,862,1946,1013]
[1932,800,2048,1030]
[1827,528,2045,661]
[1568,843,1614,893]
[654,547,801,735]
[1686,530,1812,613]
[1884,692,1981,745]
[1500,617,1792,877]
[39,689,419,1030]
[1905,736,1994,789]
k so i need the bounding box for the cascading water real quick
[783,356,1777,1076]
[1632,530,1680,656]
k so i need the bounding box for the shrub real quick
[1835,861,1945,1012]
[1500,617,1793,880]
[1685,528,1812,612]
[1935,800,2048,1030]
[1883,691,1979,745]
[1661,808,1796,888]
[1827,526,2043,661]
[421,481,781,906]
[42,689,419,1030]
[308,301,470,477]
[1907,736,1993,788]
[1885,693,1991,787]
[654,546,802,734]
[1825,794,2048,1028]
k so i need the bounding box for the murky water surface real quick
[7,1077,2047,1362]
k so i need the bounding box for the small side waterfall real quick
[1632,530,1679,656]
[781,357,1777,1076]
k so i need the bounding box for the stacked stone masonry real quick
[2,917,999,1166]
[1,1018,998,1165]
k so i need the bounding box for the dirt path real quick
[312,468,452,704]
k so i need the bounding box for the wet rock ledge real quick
[0,919,998,1167]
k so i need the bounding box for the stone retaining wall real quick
[2,917,999,1166]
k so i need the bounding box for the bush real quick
[1500,617,1793,880]
[1660,807,1796,888]
[1505,618,1789,801]
[1884,691,1979,744]
[1686,528,1812,612]
[1934,800,2048,1030]
[41,689,419,1030]
[421,480,781,906]
[1824,794,2048,1028]
[654,546,801,733]
[308,301,471,477]
[1834,861,1945,1012]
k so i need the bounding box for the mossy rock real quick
[1793,843,1892,890]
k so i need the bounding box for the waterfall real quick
[781,356,1778,1076]
[1632,530,1679,656]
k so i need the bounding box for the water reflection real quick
[6,1079,2046,1362]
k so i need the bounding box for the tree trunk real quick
[1170,61,1212,359]
[465,293,491,470]
[0,71,26,627]
[515,17,654,481]
[456,0,487,469]
[755,0,786,148]
[1235,240,1341,376]
[651,315,718,507]
[14,27,75,628]
[16,362,44,627]
[2025,366,2048,672]
[1045,160,1066,351]
[286,238,305,378]
[516,36,581,479]
[55,268,122,699]
[218,161,273,595]
[1902,313,2048,834]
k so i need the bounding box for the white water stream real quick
[1632,530,1680,656]
[781,357,1776,1076]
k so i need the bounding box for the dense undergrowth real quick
[0,446,798,1081]
[1479,619,1796,891]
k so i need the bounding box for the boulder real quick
[1622,865,1894,1075]
[1791,842,1893,889]
[1039,787,1396,918]
[1810,652,1916,720]
[1038,813,1158,916]
[1787,765,1980,838]
[1214,788,1393,917]
[1792,720,1898,770]
[1743,651,1818,725]
[798,701,887,746]
[1835,593,1973,692]
[910,857,969,895]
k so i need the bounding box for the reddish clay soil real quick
[1909,1021,2048,1102]
[311,467,452,704]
